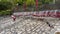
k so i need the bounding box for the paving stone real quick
[0,17,60,34]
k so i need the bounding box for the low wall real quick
[13,10,60,18]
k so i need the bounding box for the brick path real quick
[0,17,60,34]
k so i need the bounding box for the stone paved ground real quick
[0,16,60,34]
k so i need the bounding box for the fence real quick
[12,4,60,12]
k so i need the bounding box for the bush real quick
[0,10,12,16]
[0,2,12,11]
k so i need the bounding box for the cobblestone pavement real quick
[0,17,60,34]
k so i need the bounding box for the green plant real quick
[0,2,12,11]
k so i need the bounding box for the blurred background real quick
[0,0,60,16]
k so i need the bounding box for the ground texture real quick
[0,16,60,34]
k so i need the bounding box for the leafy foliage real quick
[0,10,12,16]
[26,0,35,6]
[0,1,12,11]
[38,0,53,5]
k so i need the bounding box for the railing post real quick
[36,0,38,11]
